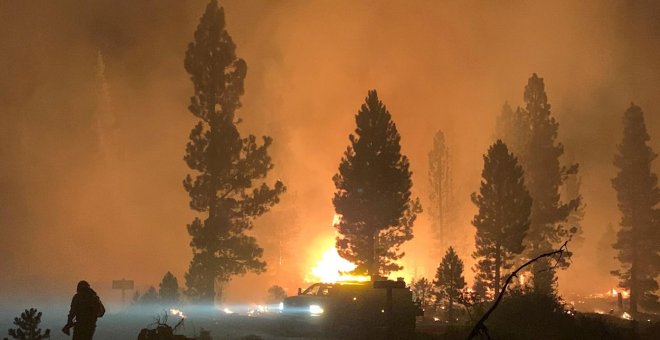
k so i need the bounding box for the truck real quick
[279,278,423,338]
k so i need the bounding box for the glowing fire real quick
[332,214,341,226]
[307,246,370,283]
[304,214,370,283]
[609,288,630,298]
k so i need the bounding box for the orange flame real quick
[304,214,371,283]
[306,245,370,283]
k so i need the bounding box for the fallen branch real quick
[467,240,569,340]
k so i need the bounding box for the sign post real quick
[112,279,135,306]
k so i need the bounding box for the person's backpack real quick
[94,295,105,318]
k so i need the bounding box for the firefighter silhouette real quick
[63,280,105,340]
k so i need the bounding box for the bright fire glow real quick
[247,305,268,316]
[169,308,185,318]
[307,245,370,283]
[332,214,341,226]
[609,288,630,298]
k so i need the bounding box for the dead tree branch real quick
[467,240,569,340]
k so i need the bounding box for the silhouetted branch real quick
[467,241,569,340]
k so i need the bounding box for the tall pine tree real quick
[434,247,466,321]
[428,130,457,250]
[472,140,532,296]
[497,74,580,295]
[333,90,418,276]
[183,0,285,303]
[523,74,580,295]
[611,103,660,313]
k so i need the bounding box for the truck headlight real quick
[278,302,284,311]
[309,304,324,316]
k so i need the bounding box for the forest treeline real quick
[175,0,658,327]
[3,0,660,339]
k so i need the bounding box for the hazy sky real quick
[1,0,660,305]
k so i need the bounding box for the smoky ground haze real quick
[1,0,660,310]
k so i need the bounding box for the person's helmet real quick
[77,280,91,293]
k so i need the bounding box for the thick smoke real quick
[1,0,660,306]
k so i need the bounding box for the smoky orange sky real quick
[1,0,660,307]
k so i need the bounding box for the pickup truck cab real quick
[280,279,421,338]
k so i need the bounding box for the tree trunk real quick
[438,172,444,250]
[630,261,637,314]
[495,243,501,295]
[630,206,638,314]
[448,284,454,322]
[215,280,224,305]
[370,232,379,276]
